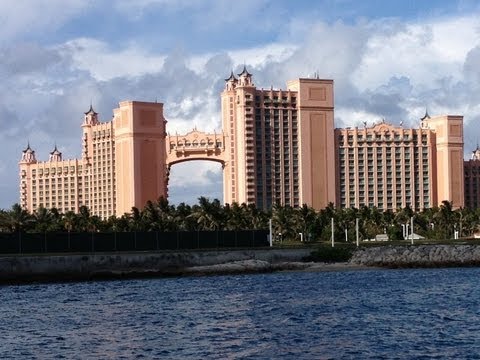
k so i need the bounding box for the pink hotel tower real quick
[19,69,465,218]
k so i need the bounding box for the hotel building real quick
[19,102,168,218]
[19,69,466,217]
[464,147,480,209]
[335,112,464,211]
[221,68,336,209]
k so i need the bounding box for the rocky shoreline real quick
[179,259,368,276]
[3,245,480,284]
[350,244,480,268]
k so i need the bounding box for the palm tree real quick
[191,197,223,230]
[156,197,176,231]
[0,204,34,232]
[295,204,317,241]
[32,206,53,233]
[271,203,296,241]
[142,200,161,231]
[77,205,94,232]
[317,202,336,241]
[434,200,455,239]
[245,203,268,230]
[62,211,77,233]
[174,202,195,230]
[224,202,246,230]
[128,207,145,231]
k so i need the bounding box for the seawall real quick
[350,244,480,268]
[0,248,312,284]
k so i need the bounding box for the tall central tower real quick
[221,69,336,210]
[113,101,168,215]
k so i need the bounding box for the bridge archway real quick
[165,129,228,201]
[167,160,224,204]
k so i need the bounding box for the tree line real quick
[0,197,478,241]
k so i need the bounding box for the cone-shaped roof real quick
[84,104,98,115]
[237,65,251,77]
[225,70,237,82]
[420,109,430,121]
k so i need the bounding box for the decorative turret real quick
[83,104,99,126]
[49,144,62,162]
[237,65,253,87]
[420,109,431,128]
[420,109,430,121]
[472,145,480,160]
[20,143,37,164]
[224,71,238,91]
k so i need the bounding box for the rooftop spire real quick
[20,142,37,163]
[49,143,62,162]
[420,108,430,121]
[84,103,98,115]
[236,65,253,87]
[225,70,237,82]
[237,64,251,77]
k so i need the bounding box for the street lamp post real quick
[410,216,414,245]
[331,218,335,248]
[356,218,359,247]
[269,219,273,247]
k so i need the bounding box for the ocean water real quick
[1,267,480,359]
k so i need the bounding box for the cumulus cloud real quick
[62,38,166,81]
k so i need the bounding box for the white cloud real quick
[61,38,166,81]
[352,16,480,91]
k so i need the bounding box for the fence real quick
[0,230,270,255]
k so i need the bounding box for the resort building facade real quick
[221,68,336,210]
[464,147,480,209]
[19,70,466,217]
[335,113,465,211]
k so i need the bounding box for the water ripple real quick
[2,268,480,358]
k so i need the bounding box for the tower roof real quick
[23,142,32,152]
[420,109,430,121]
[225,70,237,82]
[49,144,61,156]
[237,65,251,77]
[84,104,98,115]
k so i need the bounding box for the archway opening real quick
[167,160,223,206]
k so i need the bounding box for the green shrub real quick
[307,245,355,262]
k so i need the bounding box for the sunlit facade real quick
[221,68,336,209]
[19,70,466,217]
[464,147,480,209]
[335,112,465,211]
[19,102,168,218]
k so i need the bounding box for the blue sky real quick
[1,0,480,210]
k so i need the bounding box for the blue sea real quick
[1,267,480,359]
